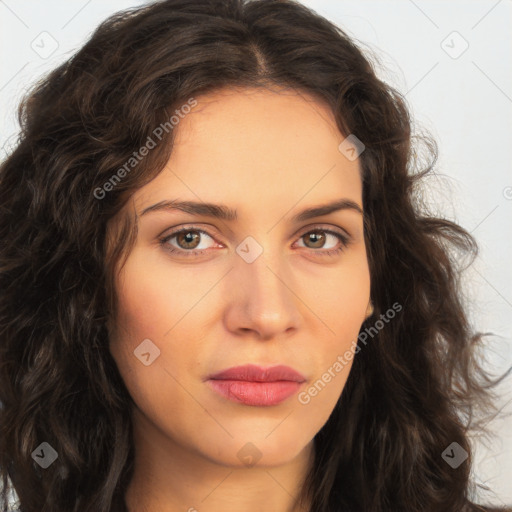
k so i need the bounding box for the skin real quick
[108,86,372,512]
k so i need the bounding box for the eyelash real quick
[158,225,351,259]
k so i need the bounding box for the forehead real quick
[131,86,362,217]
[175,86,343,157]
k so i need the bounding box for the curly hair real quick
[0,0,510,511]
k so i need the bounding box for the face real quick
[108,86,371,469]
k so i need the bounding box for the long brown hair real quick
[0,1,510,511]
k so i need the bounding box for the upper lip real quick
[208,364,306,383]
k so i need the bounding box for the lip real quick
[207,364,306,407]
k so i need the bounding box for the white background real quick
[1,0,511,507]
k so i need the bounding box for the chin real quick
[198,432,310,469]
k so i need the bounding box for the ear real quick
[365,301,374,319]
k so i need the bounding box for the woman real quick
[0,0,510,511]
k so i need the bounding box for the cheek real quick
[107,260,199,437]
[108,253,181,394]
[296,282,364,426]
[110,245,201,346]
[302,252,370,395]
[297,360,353,434]
[108,246,212,399]
[309,251,370,337]
[109,273,168,355]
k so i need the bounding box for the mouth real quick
[206,364,306,407]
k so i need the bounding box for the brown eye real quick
[175,230,201,249]
[302,231,327,249]
[160,227,218,257]
[295,227,350,257]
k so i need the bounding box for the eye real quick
[294,227,350,257]
[159,226,219,257]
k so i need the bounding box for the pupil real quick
[179,231,199,248]
[308,232,325,248]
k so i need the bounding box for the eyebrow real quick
[140,198,363,222]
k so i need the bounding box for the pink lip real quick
[207,364,306,407]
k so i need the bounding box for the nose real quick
[223,243,302,341]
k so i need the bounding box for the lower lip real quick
[208,380,302,406]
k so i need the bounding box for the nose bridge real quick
[244,247,286,304]
[228,233,300,336]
